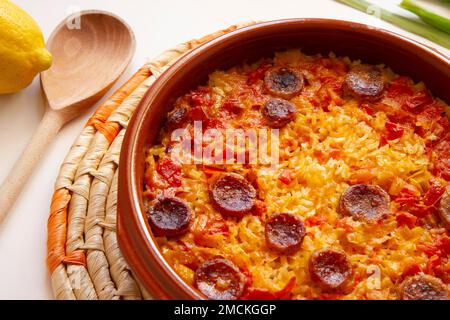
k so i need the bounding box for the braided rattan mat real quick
[46,22,254,300]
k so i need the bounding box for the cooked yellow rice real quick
[144,50,450,299]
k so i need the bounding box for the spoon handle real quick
[0,108,64,225]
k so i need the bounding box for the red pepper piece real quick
[418,235,450,258]
[247,62,272,85]
[409,203,435,218]
[396,211,417,228]
[379,135,388,148]
[425,255,442,275]
[360,102,375,116]
[405,90,433,111]
[305,214,328,227]
[251,199,267,217]
[221,98,242,115]
[386,77,413,99]
[156,157,182,187]
[435,157,450,181]
[385,121,404,140]
[278,169,294,185]
[401,263,422,280]
[189,106,209,122]
[417,244,440,258]
[423,180,446,206]
[207,221,229,236]
[435,235,450,256]
[190,88,213,107]
[242,277,296,300]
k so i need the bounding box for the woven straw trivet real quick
[46,22,255,300]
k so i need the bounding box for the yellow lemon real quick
[0,0,52,94]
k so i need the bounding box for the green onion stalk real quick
[335,0,450,49]
[400,0,450,34]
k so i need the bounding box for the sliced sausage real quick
[147,197,192,237]
[262,98,297,128]
[339,184,390,222]
[264,67,304,99]
[195,258,245,300]
[345,65,384,98]
[167,106,188,129]
[210,173,256,217]
[438,185,450,230]
[400,274,448,300]
[265,213,306,254]
[309,248,352,290]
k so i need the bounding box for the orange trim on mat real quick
[87,66,151,128]
[47,188,73,273]
[96,121,121,144]
[63,250,86,267]
[47,66,152,275]
[47,189,87,273]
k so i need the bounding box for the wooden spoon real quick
[0,10,135,224]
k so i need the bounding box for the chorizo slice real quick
[438,185,450,230]
[167,106,188,129]
[339,184,390,222]
[264,67,304,99]
[345,65,384,98]
[210,173,256,217]
[265,213,306,254]
[147,197,192,237]
[262,98,297,128]
[400,274,448,300]
[309,248,352,290]
[195,258,245,300]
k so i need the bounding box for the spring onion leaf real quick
[336,0,450,49]
[401,0,450,34]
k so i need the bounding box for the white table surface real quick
[0,0,448,300]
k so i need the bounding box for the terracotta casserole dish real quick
[117,19,450,300]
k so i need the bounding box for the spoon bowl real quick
[42,10,136,116]
[0,10,135,224]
